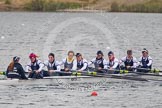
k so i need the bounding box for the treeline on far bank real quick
[111,0,162,13]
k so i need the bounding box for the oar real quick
[135,68,162,73]
[88,67,162,76]
[58,70,148,81]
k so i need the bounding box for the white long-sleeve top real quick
[44,60,61,71]
[119,56,138,68]
[72,59,88,71]
[26,60,44,72]
[138,56,153,67]
[59,58,74,65]
[107,58,119,69]
[88,58,107,69]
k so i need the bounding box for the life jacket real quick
[47,61,57,70]
[94,58,104,69]
[64,58,74,69]
[124,57,134,67]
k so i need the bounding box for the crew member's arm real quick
[55,61,61,71]
[147,56,153,67]
[88,58,95,66]
[119,57,126,65]
[37,60,44,72]
[79,59,88,71]
[59,58,65,66]
[18,64,28,79]
[112,59,119,69]
[43,60,48,70]
[138,57,142,67]
[103,59,108,69]
[26,63,32,72]
[72,60,77,71]
[132,57,138,68]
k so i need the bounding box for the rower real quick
[119,50,138,71]
[44,53,60,76]
[138,48,153,71]
[107,51,119,73]
[60,51,75,72]
[26,53,44,79]
[88,50,107,72]
[6,56,28,80]
[72,53,88,71]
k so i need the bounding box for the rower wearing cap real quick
[72,53,88,71]
[44,53,61,76]
[88,50,107,72]
[119,50,138,71]
[6,56,28,79]
[60,51,75,72]
[26,53,44,79]
[107,51,119,71]
[138,48,153,69]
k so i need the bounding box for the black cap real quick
[142,48,148,53]
[108,51,114,56]
[13,56,20,62]
[76,53,82,57]
[97,50,103,55]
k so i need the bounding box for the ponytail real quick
[7,61,14,71]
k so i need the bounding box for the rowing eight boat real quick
[0,70,162,84]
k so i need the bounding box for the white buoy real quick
[1,36,5,39]
[21,24,25,26]
[106,46,110,50]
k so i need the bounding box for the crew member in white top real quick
[60,51,75,72]
[72,53,88,71]
[107,51,119,70]
[26,53,44,79]
[120,50,138,71]
[138,48,153,69]
[88,50,107,72]
[44,53,60,76]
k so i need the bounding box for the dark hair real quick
[97,50,103,55]
[127,50,132,54]
[48,53,55,57]
[108,51,114,56]
[68,51,75,55]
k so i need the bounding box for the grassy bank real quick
[25,0,82,11]
[0,0,162,13]
[0,0,85,11]
[110,0,162,13]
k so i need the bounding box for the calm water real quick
[0,12,162,108]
